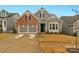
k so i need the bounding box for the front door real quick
[41,23,45,32]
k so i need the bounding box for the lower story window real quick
[56,24,58,30]
[52,24,55,30]
[50,23,58,30]
[50,24,51,30]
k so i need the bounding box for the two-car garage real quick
[18,25,38,33]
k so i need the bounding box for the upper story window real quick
[25,15,31,21]
[40,13,41,18]
[40,12,44,18]
[29,16,31,20]
[25,16,27,20]
[43,13,44,17]
[0,12,8,17]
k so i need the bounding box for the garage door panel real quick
[29,26,36,32]
[19,25,27,32]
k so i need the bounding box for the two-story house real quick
[35,7,62,33]
[0,9,19,32]
[16,8,62,33]
[61,15,79,36]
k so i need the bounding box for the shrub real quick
[12,29,17,33]
[73,32,77,36]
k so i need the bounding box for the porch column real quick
[2,20,7,32]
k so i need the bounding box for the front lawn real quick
[39,34,78,43]
[38,33,79,53]
[40,44,67,53]
[0,33,15,40]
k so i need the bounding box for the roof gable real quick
[0,9,19,18]
[17,10,40,21]
[35,7,51,20]
[47,16,61,22]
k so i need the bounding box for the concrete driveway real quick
[0,34,43,53]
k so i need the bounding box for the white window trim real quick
[40,12,44,18]
[49,22,59,33]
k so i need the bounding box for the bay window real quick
[49,23,58,30]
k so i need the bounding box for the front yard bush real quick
[12,29,17,33]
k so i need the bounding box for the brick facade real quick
[16,13,39,33]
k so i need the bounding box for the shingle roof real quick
[0,9,19,18]
[47,16,62,22]
[60,15,79,24]
[0,13,19,18]
[8,13,19,17]
[24,10,32,14]
[50,14,58,19]
[1,9,8,13]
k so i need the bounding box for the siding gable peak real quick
[24,10,32,15]
[0,9,9,17]
[1,9,8,13]
[35,7,51,20]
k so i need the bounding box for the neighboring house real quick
[35,7,62,33]
[0,9,19,32]
[16,10,40,33]
[60,15,79,36]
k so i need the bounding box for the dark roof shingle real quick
[60,15,79,24]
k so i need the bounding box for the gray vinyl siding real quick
[0,10,19,32]
[62,22,73,35]
[73,20,79,36]
[35,12,50,21]
[7,14,19,32]
[35,9,50,21]
[59,23,62,33]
